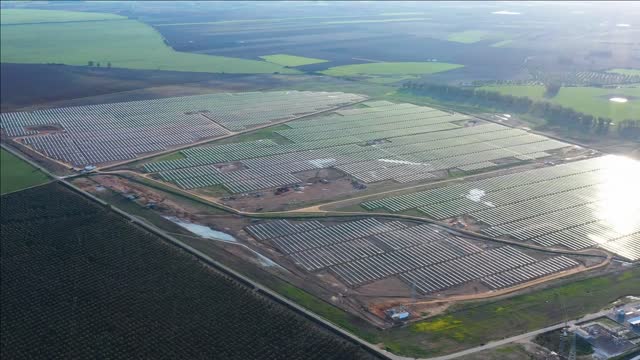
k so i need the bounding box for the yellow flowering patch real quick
[412,316,462,333]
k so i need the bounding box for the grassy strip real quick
[211,124,294,145]
[1,9,125,24]
[273,283,379,343]
[490,39,514,48]
[323,18,428,25]
[447,30,493,44]
[148,151,186,162]
[260,54,328,67]
[321,62,463,77]
[135,124,293,168]
[1,148,50,194]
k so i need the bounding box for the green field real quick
[0,149,49,195]
[1,10,297,74]
[479,84,547,98]
[323,18,428,25]
[379,268,640,357]
[607,68,640,77]
[379,12,426,16]
[479,85,640,121]
[0,9,125,24]
[275,266,640,358]
[321,62,463,77]
[490,39,514,48]
[364,75,418,84]
[260,54,328,67]
[447,30,493,44]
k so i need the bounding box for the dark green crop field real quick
[0,183,379,360]
[0,148,49,195]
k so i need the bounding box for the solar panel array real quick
[364,155,640,261]
[145,101,571,193]
[245,219,580,294]
[0,91,365,166]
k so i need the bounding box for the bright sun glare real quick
[593,155,640,241]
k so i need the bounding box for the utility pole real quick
[568,331,577,360]
[556,292,569,359]
[559,327,568,358]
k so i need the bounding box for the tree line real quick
[87,61,111,68]
[402,82,639,139]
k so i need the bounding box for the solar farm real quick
[0,91,365,167]
[363,155,640,261]
[245,219,581,295]
[143,100,574,194]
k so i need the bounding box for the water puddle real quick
[378,159,422,166]
[165,216,236,242]
[492,10,521,15]
[609,97,628,103]
[164,216,284,269]
[465,189,495,207]
[308,158,336,168]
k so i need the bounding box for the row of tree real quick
[87,61,111,68]
[401,82,638,137]
[617,119,640,139]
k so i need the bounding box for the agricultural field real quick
[0,91,365,167]
[490,39,513,48]
[362,155,640,261]
[446,30,495,44]
[140,100,577,211]
[0,10,297,74]
[0,148,49,194]
[533,71,640,86]
[321,18,428,25]
[0,9,125,24]
[0,183,380,360]
[478,84,547,98]
[260,54,328,67]
[479,85,640,121]
[320,62,464,77]
[608,68,640,77]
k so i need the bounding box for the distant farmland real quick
[607,68,640,77]
[260,54,328,67]
[447,30,493,44]
[0,8,125,24]
[0,9,297,74]
[0,183,380,360]
[479,85,640,121]
[321,62,464,77]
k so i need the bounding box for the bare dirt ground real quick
[215,168,369,212]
